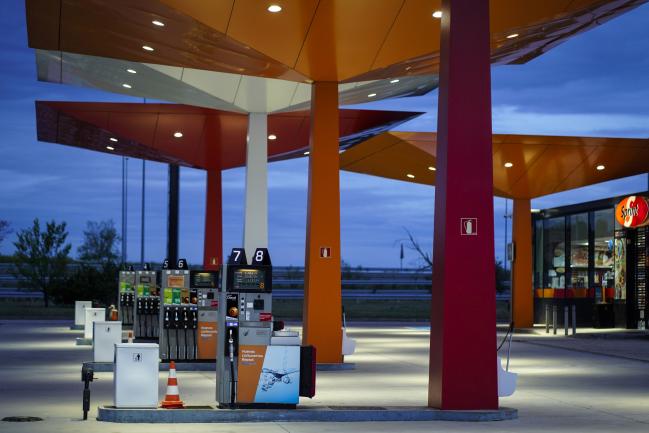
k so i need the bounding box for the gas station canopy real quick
[35,101,420,170]
[340,131,649,199]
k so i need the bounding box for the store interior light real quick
[390,79,400,84]
[109,137,118,142]
[406,173,415,179]
[126,68,137,74]
[368,93,377,98]
[267,4,282,13]
[173,132,183,138]
[596,164,605,171]
[268,134,277,140]
[106,146,115,151]
[142,45,154,51]
[506,33,519,39]
[428,166,436,171]
[303,151,310,155]
[531,208,541,213]
[504,162,513,168]
[152,20,165,27]
[432,11,442,19]
[122,83,132,89]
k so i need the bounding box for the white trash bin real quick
[74,301,92,327]
[93,321,122,362]
[84,308,106,340]
[114,343,159,408]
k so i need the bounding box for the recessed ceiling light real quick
[428,166,436,171]
[152,20,165,27]
[142,45,154,52]
[106,146,115,151]
[173,132,183,138]
[268,134,277,140]
[368,93,377,98]
[504,162,513,168]
[406,174,415,179]
[303,151,310,155]
[109,137,118,142]
[122,83,132,89]
[405,66,412,71]
[390,79,400,84]
[267,4,282,13]
[126,68,137,74]
[506,33,519,39]
[596,164,605,171]
[432,11,442,19]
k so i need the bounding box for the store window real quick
[534,219,543,289]
[570,213,589,289]
[594,209,615,302]
[543,217,565,290]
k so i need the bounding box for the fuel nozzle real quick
[228,329,234,362]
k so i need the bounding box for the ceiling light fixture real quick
[406,174,415,179]
[268,134,277,140]
[303,151,310,155]
[173,132,183,138]
[122,83,132,89]
[152,20,165,27]
[267,4,282,13]
[596,164,605,171]
[126,68,137,74]
[109,137,118,142]
[106,146,115,151]
[504,162,513,168]
[142,45,154,52]
[368,93,377,98]
[432,11,442,19]
[506,33,519,39]
[428,166,436,171]
[390,79,400,84]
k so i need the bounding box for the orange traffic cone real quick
[160,361,184,409]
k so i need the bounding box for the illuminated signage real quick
[616,196,649,228]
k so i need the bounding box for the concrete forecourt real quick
[1,320,649,432]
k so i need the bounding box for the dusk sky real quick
[1,1,648,267]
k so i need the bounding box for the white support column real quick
[243,112,268,260]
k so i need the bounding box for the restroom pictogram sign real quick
[461,218,477,236]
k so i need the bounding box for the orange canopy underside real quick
[26,0,646,82]
[340,131,649,199]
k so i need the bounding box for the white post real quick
[243,112,268,260]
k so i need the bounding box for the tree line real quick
[0,219,121,307]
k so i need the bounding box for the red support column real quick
[429,0,498,409]
[303,81,343,364]
[512,198,534,328]
[203,169,222,269]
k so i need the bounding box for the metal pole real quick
[140,160,145,267]
[504,199,509,274]
[167,164,180,265]
[572,304,577,335]
[121,157,126,265]
[124,157,128,265]
[552,305,557,335]
[545,304,549,333]
[564,306,569,336]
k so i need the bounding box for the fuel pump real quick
[118,267,135,326]
[134,264,159,340]
[216,248,316,409]
[159,259,191,361]
[190,269,219,360]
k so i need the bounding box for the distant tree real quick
[13,219,71,307]
[0,219,10,248]
[402,227,508,292]
[78,220,120,265]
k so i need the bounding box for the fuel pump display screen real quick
[232,269,266,291]
[167,275,186,288]
[192,272,217,288]
[140,276,151,284]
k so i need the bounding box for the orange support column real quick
[512,198,534,328]
[303,81,342,364]
[203,169,222,269]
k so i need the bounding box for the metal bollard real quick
[572,305,577,335]
[552,305,557,335]
[564,306,569,336]
[545,305,550,334]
